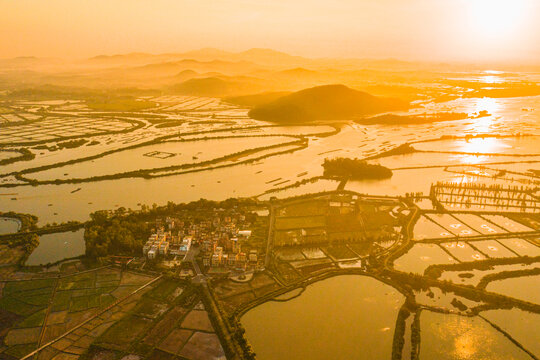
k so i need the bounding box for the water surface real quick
[26,229,85,266]
[419,310,532,360]
[242,275,404,360]
[0,217,21,235]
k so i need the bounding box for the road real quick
[185,246,206,284]
[264,203,276,268]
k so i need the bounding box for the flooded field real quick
[469,239,517,258]
[413,216,454,240]
[393,243,457,274]
[0,217,20,235]
[414,136,540,155]
[242,275,404,360]
[439,262,539,286]
[481,215,535,233]
[481,309,540,358]
[27,136,298,181]
[440,241,486,262]
[426,214,480,237]
[486,275,540,304]
[419,310,532,360]
[1,93,539,225]
[0,89,539,359]
[496,238,540,257]
[25,229,85,266]
[452,214,507,235]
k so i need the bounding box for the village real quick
[140,208,265,277]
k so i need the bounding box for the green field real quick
[278,199,329,217]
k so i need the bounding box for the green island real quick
[322,157,393,179]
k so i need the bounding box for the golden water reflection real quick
[460,97,502,134]
[458,137,508,154]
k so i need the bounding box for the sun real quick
[467,0,528,39]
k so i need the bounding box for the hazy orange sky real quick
[1,0,539,63]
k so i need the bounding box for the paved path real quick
[35,277,60,350]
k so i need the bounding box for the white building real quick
[238,230,252,238]
[148,246,158,260]
[159,242,169,255]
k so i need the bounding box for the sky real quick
[1,0,539,63]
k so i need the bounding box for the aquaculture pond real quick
[496,238,540,257]
[469,239,517,258]
[486,275,540,304]
[425,214,480,237]
[440,241,486,262]
[439,262,539,286]
[393,243,457,274]
[413,135,540,155]
[241,275,404,360]
[27,136,297,180]
[413,216,453,240]
[419,310,533,360]
[0,217,20,235]
[25,229,85,266]
[452,214,507,235]
[481,215,534,233]
[481,309,540,358]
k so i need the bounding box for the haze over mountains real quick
[1,48,539,112]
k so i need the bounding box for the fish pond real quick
[25,229,86,266]
[242,275,404,360]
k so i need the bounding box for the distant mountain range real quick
[2,48,539,102]
[248,84,409,123]
[86,48,311,68]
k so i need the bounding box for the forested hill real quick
[248,84,409,123]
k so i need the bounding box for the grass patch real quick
[97,315,152,349]
[70,296,89,312]
[100,294,116,307]
[19,293,52,307]
[15,308,46,328]
[58,277,94,291]
[324,245,357,260]
[279,199,328,217]
[274,215,326,230]
[3,343,37,358]
[3,279,55,294]
[133,299,169,319]
[144,280,179,302]
[88,294,101,309]
[95,280,120,288]
[0,296,43,316]
[51,291,71,312]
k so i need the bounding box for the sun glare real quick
[467,0,527,39]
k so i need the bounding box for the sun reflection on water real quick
[459,137,508,154]
[455,154,490,165]
[460,97,504,134]
[474,97,501,115]
[480,75,504,84]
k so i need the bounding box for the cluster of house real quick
[142,212,261,271]
[202,243,258,270]
[142,230,192,260]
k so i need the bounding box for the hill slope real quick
[248,85,408,123]
[224,91,292,107]
[169,77,265,97]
